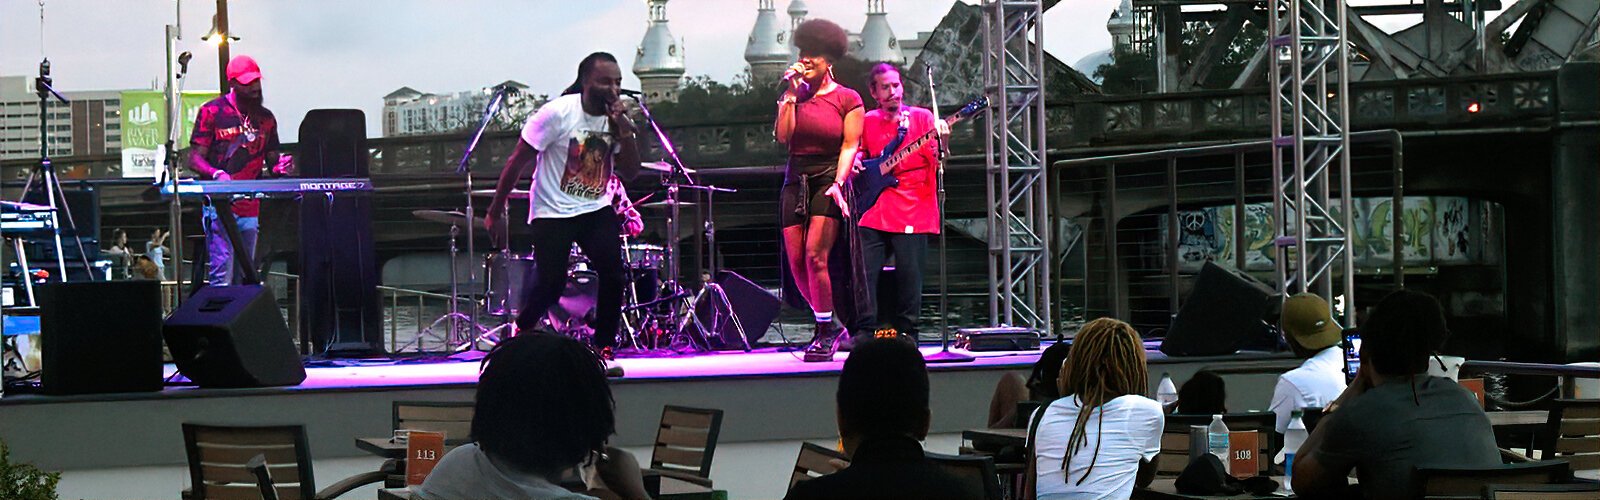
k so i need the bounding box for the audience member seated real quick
[1029,318,1162,500]
[1175,370,1227,415]
[1270,293,1347,435]
[783,338,981,500]
[1291,290,1499,500]
[989,341,1073,428]
[415,334,648,500]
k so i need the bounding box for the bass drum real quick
[483,251,598,340]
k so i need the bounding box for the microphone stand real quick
[628,94,745,351]
[922,65,972,363]
[451,85,512,349]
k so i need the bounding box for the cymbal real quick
[642,161,695,174]
[639,200,699,210]
[469,189,531,199]
[412,209,484,227]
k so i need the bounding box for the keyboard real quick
[159,178,374,197]
[0,201,56,236]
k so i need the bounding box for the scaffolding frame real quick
[1267,0,1356,325]
[981,0,1052,331]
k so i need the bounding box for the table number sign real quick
[405,430,446,486]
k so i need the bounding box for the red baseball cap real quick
[226,55,262,85]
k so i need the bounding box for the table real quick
[357,437,407,459]
[378,486,727,500]
[963,427,1028,449]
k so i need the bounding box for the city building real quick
[1,76,130,161]
[634,0,687,103]
[856,0,904,65]
[380,81,538,138]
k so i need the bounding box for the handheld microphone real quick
[779,67,810,93]
[177,52,193,75]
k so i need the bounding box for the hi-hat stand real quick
[626,93,746,352]
[11,59,96,296]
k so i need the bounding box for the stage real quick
[0,342,1296,471]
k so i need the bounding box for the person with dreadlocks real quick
[1027,318,1161,500]
[1291,289,1497,500]
[484,52,641,376]
[415,334,648,500]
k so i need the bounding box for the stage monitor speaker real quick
[37,281,164,395]
[1160,261,1281,357]
[693,270,780,350]
[163,285,307,388]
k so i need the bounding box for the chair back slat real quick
[652,447,705,470]
[1158,433,1190,474]
[789,442,848,491]
[1546,399,1600,476]
[925,452,1004,500]
[183,423,315,500]
[650,406,724,478]
[1415,460,1571,499]
[394,401,476,445]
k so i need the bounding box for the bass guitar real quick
[853,95,988,216]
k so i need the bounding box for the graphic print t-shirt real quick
[521,94,617,220]
[190,94,280,217]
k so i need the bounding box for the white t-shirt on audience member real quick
[1030,394,1164,500]
[413,443,595,500]
[1269,346,1347,433]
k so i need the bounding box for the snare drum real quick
[624,243,665,270]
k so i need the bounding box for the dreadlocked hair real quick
[1056,318,1148,486]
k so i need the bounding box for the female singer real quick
[774,19,864,362]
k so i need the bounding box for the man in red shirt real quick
[852,63,948,342]
[190,55,290,285]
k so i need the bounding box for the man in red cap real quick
[190,54,290,286]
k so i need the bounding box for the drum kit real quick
[404,160,747,355]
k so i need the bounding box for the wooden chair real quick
[1482,482,1600,499]
[393,400,475,445]
[644,406,724,496]
[1157,413,1277,477]
[788,442,849,491]
[381,401,475,487]
[182,423,384,500]
[1541,399,1599,477]
[1413,459,1571,500]
[925,452,1004,500]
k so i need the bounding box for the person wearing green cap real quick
[1269,293,1349,435]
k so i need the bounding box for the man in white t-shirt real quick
[485,52,640,374]
[1269,293,1348,435]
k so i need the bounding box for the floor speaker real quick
[37,281,164,395]
[163,285,307,387]
[692,270,781,350]
[1160,261,1281,357]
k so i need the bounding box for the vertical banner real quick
[120,91,216,178]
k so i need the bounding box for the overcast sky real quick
[2,0,1461,141]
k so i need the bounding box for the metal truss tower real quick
[981,0,1051,331]
[1268,0,1356,325]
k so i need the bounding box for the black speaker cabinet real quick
[692,270,781,350]
[37,281,164,395]
[1160,261,1281,357]
[163,285,306,387]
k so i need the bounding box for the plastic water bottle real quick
[1207,414,1230,471]
[1157,373,1179,411]
[1283,410,1307,492]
